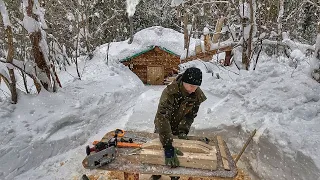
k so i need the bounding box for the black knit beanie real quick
[181,67,202,86]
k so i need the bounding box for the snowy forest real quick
[1,0,320,180]
[1,0,320,101]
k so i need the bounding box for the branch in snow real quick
[0,65,11,84]
[0,59,40,86]
[126,0,140,17]
[282,32,315,53]
[0,0,11,27]
[262,39,315,53]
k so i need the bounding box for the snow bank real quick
[0,57,144,179]
[124,53,320,179]
[182,55,320,180]
[2,27,320,180]
[93,26,197,63]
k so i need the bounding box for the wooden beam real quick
[139,149,217,170]
[136,138,218,170]
[217,136,230,170]
[142,138,214,154]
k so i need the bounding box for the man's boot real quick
[150,175,161,180]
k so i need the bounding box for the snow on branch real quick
[126,0,140,17]
[22,0,47,33]
[0,0,11,27]
[282,32,315,53]
[171,0,184,7]
[262,38,315,53]
[33,0,48,29]
[0,62,11,86]
[23,16,40,33]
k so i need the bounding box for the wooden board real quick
[138,149,217,170]
[147,65,164,85]
[217,136,230,170]
[82,131,237,178]
[142,138,215,154]
[139,138,217,170]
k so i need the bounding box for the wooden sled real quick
[82,131,239,180]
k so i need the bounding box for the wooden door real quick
[147,66,164,85]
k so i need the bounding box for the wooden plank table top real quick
[82,131,237,178]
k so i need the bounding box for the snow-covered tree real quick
[311,22,320,82]
[126,0,141,44]
[22,0,61,92]
[0,0,17,103]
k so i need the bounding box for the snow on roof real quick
[120,46,179,62]
[93,26,196,63]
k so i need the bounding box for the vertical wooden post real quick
[183,7,189,50]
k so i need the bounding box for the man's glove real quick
[199,137,210,144]
[164,146,184,168]
[178,133,188,140]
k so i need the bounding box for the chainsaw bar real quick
[87,146,116,169]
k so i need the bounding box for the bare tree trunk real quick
[6,26,18,103]
[183,7,189,50]
[128,16,134,44]
[246,0,254,69]
[241,0,249,70]
[75,24,81,80]
[21,69,29,94]
[106,43,110,66]
[20,27,29,93]
[82,10,91,54]
[186,16,195,58]
[277,0,284,55]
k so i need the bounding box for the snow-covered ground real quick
[1,27,320,180]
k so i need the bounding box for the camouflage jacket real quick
[154,76,206,147]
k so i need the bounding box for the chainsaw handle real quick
[113,129,125,137]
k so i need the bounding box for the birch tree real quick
[0,0,17,103]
